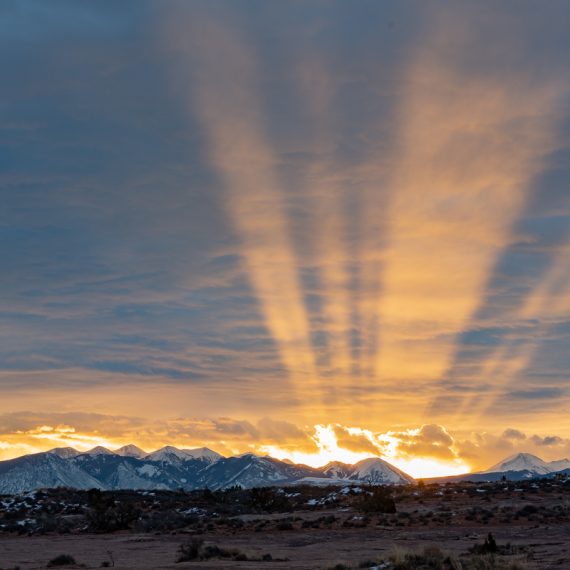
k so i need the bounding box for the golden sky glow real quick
[1,2,570,479]
[262,425,470,478]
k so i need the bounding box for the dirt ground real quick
[1,518,569,569]
[2,481,570,569]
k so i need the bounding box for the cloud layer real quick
[2,411,570,478]
[1,1,570,471]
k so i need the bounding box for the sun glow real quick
[262,424,373,468]
[1,420,471,478]
[388,457,468,479]
[261,425,470,479]
[0,425,117,460]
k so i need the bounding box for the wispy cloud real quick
[375,5,565,390]
[163,8,320,406]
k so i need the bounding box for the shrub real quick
[177,538,203,562]
[469,533,498,555]
[389,545,458,570]
[248,487,292,512]
[47,554,76,567]
[176,539,255,563]
[134,510,189,532]
[517,505,538,517]
[86,489,140,533]
[359,487,397,514]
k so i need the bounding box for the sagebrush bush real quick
[359,487,397,513]
[47,554,77,567]
[176,539,260,563]
[177,538,203,562]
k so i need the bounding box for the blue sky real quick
[1,1,570,472]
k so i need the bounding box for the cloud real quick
[381,425,458,462]
[509,388,566,400]
[161,5,321,407]
[374,1,566,390]
[531,435,563,447]
[332,425,381,456]
[0,411,315,460]
[3,410,570,478]
[503,428,526,441]
[257,418,309,443]
[454,428,570,470]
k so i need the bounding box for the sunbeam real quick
[374,8,564,427]
[296,59,355,399]
[165,12,320,408]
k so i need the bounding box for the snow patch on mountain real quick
[145,446,191,463]
[322,461,354,479]
[0,453,102,494]
[182,447,223,463]
[84,446,116,456]
[137,464,160,477]
[548,458,570,471]
[484,453,552,475]
[0,447,418,494]
[349,457,415,484]
[115,444,147,459]
[47,447,81,459]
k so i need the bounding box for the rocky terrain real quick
[0,477,569,568]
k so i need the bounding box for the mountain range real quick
[429,452,570,483]
[0,448,568,494]
[0,445,413,494]
[484,452,570,475]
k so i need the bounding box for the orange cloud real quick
[377,34,561,376]
[3,410,570,477]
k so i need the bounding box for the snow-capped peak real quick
[181,447,223,463]
[0,446,415,494]
[47,447,80,459]
[548,458,570,471]
[235,452,264,459]
[84,446,116,456]
[114,444,147,459]
[350,457,415,484]
[145,446,191,463]
[322,461,353,479]
[484,453,551,474]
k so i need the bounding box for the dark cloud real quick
[0,411,147,435]
[531,435,563,447]
[257,418,309,443]
[503,428,526,441]
[509,388,566,400]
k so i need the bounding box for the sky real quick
[1,0,570,477]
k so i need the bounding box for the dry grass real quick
[386,545,536,570]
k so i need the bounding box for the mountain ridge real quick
[484,452,551,475]
[0,445,412,494]
[2,447,569,493]
[425,451,570,483]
